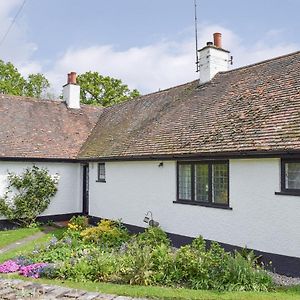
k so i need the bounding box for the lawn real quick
[3,274,300,300]
[0,227,65,263]
[0,227,40,248]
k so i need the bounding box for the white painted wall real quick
[198,46,230,83]
[89,159,300,258]
[0,161,82,220]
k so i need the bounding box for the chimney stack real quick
[198,32,230,84]
[63,72,80,109]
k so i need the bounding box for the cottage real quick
[0,33,300,276]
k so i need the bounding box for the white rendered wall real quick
[63,84,80,109]
[198,46,230,83]
[89,159,300,258]
[0,161,82,220]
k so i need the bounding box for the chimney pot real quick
[68,71,77,84]
[213,32,222,48]
[207,41,213,46]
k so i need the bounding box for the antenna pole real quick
[194,0,200,72]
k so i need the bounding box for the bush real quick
[80,219,129,248]
[136,226,171,248]
[0,166,58,226]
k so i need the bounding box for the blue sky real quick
[0,0,299,96]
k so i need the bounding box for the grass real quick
[1,227,300,300]
[3,274,300,300]
[0,227,40,248]
[0,227,65,263]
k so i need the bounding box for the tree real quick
[0,60,50,99]
[0,60,25,96]
[77,71,140,107]
[24,73,50,98]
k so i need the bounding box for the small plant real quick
[68,215,89,232]
[80,219,129,247]
[0,166,58,227]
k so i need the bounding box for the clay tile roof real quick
[79,50,300,159]
[0,95,103,160]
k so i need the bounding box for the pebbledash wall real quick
[88,158,300,275]
[0,161,82,221]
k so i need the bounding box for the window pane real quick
[195,164,209,202]
[212,164,228,204]
[98,163,106,180]
[178,164,192,200]
[286,163,300,189]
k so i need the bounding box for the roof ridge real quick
[219,50,300,75]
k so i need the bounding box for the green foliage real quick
[24,73,50,98]
[77,71,140,107]
[0,166,58,226]
[0,60,50,98]
[80,219,129,248]
[136,226,171,248]
[67,216,89,232]
[15,224,273,292]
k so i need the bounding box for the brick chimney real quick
[198,33,231,84]
[63,72,80,109]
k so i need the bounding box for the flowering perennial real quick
[19,263,48,278]
[0,259,48,278]
[0,260,19,273]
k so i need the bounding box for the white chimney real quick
[63,72,80,109]
[198,33,231,84]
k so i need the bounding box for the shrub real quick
[80,219,129,248]
[0,166,58,226]
[136,226,171,248]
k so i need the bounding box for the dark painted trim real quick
[176,160,230,208]
[97,162,106,182]
[275,191,300,196]
[0,213,82,230]
[83,150,300,162]
[280,159,300,195]
[89,216,300,277]
[173,200,233,210]
[3,150,300,163]
[0,157,83,163]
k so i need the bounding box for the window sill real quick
[275,191,300,196]
[96,180,106,183]
[173,200,232,210]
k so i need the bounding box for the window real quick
[280,159,300,194]
[97,163,106,182]
[176,161,229,208]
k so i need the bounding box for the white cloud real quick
[45,24,299,96]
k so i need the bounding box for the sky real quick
[0,0,299,96]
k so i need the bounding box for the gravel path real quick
[0,278,150,299]
[268,272,300,286]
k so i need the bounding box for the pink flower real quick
[0,260,20,273]
[19,263,48,278]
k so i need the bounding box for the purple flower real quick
[0,260,20,273]
[19,263,48,278]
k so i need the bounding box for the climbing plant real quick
[0,166,59,227]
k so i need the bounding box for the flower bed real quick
[0,217,274,292]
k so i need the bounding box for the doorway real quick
[82,164,89,215]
